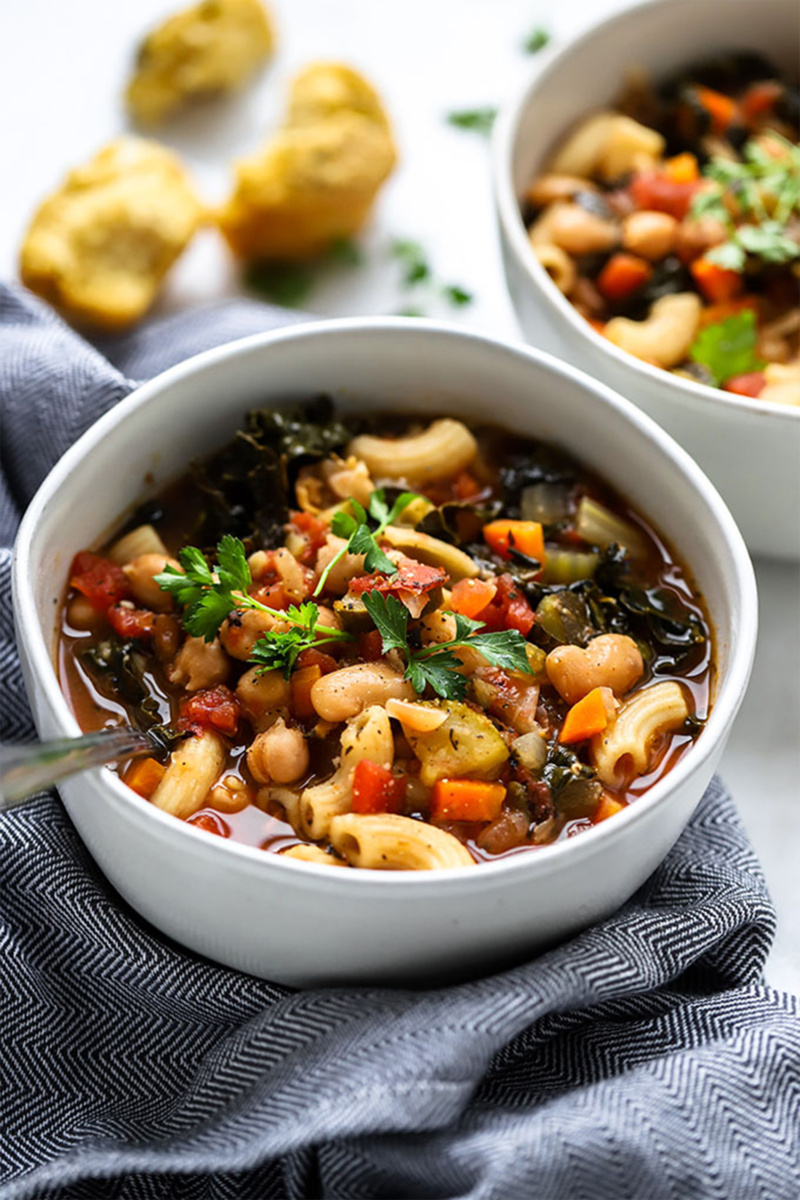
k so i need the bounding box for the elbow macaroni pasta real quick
[604,294,702,369]
[151,730,226,819]
[590,681,691,787]
[347,419,477,485]
[329,813,475,870]
[300,705,394,839]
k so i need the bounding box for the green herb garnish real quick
[243,262,316,307]
[690,134,800,271]
[314,489,422,596]
[446,107,498,135]
[156,537,353,670]
[522,26,550,53]
[362,591,533,701]
[390,239,431,287]
[442,284,473,307]
[688,309,765,385]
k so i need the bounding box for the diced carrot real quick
[690,256,743,304]
[290,664,322,720]
[559,686,617,744]
[741,81,783,125]
[124,756,166,800]
[483,520,545,564]
[352,760,407,814]
[594,791,626,823]
[695,85,739,135]
[431,779,506,824]
[450,577,498,619]
[698,296,760,329]
[597,253,653,303]
[663,153,699,184]
[725,372,766,398]
[295,647,338,674]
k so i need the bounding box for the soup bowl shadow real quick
[492,0,800,561]
[12,319,757,987]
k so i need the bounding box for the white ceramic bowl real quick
[13,319,756,987]
[493,0,800,561]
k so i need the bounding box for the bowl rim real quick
[491,0,800,425]
[12,316,758,891]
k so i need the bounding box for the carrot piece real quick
[290,664,322,719]
[450,577,498,619]
[559,686,617,744]
[741,81,783,125]
[594,791,626,823]
[431,779,506,824]
[690,256,743,304]
[695,85,739,135]
[698,296,760,329]
[483,520,545,564]
[725,372,766,398]
[352,760,406,814]
[596,254,653,303]
[663,153,699,184]
[124,756,166,800]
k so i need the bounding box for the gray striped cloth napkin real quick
[1,282,798,1200]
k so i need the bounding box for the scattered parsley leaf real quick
[522,26,550,53]
[390,239,431,287]
[411,652,468,701]
[442,284,473,307]
[243,262,316,307]
[446,107,498,135]
[327,237,363,267]
[705,241,746,272]
[689,310,765,385]
[361,591,409,654]
[464,630,533,674]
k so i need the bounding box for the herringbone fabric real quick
[1,283,798,1200]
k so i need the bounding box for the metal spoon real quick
[0,727,153,810]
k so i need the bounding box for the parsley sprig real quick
[155,536,353,672]
[690,135,800,271]
[314,489,421,596]
[361,591,533,701]
[689,308,765,385]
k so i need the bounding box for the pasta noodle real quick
[329,813,475,870]
[590,682,690,787]
[150,730,226,819]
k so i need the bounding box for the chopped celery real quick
[576,496,647,558]
[521,482,570,525]
[542,550,599,585]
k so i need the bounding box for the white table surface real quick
[3,0,798,994]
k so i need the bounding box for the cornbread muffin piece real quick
[20,137,203,331]
[127,0,275,126]
[218,62,397,261]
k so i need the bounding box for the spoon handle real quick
[0,727,152,810]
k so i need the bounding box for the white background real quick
[2,0,798,993]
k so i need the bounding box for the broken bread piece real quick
[127,0,276,126]
[20,137,203,332]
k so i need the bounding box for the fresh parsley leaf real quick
[409,652,468,701]
[442,284,473,307]
[350,524,397,574]
[184,589,241,641]
[249,630,307,678]
[705,240,746,272]
[736,221,799,264]
[453,612,483,639]
[367,490,390,525]
[522,26,550,53]
[243,261,315,307]
[327,237,363,267]
[361,591,409,654]
[216,534,251,594]
[466,630,532,673]
[689,310,765,385]
[314,488,424,595]
[446,107,497,135]
[390,239,431,287]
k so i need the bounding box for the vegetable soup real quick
[59,400,712,870]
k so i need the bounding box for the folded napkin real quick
[1,283,798,1200]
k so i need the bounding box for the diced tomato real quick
[698,296,760,330]
[290,665,322,720]
[349,555,448,596]
[629,172,701,220]
[741,81,783,125]
[454,471,482,500]
[352,760,407,814]
[295,647,338,674]
[187,811,231,837]
[483,520,545,565]
[178,686,241,738]
[431,779,506,824]
[357,630,384,662]
[255,582,291,610]
[107,603,155,640]
[450,577,498,620]
[70,551,129,612]
[597,254,653,303]
[287,510,329,565]
[690,256,743,304]
[470,573,536,637]
[725,372,767,398]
